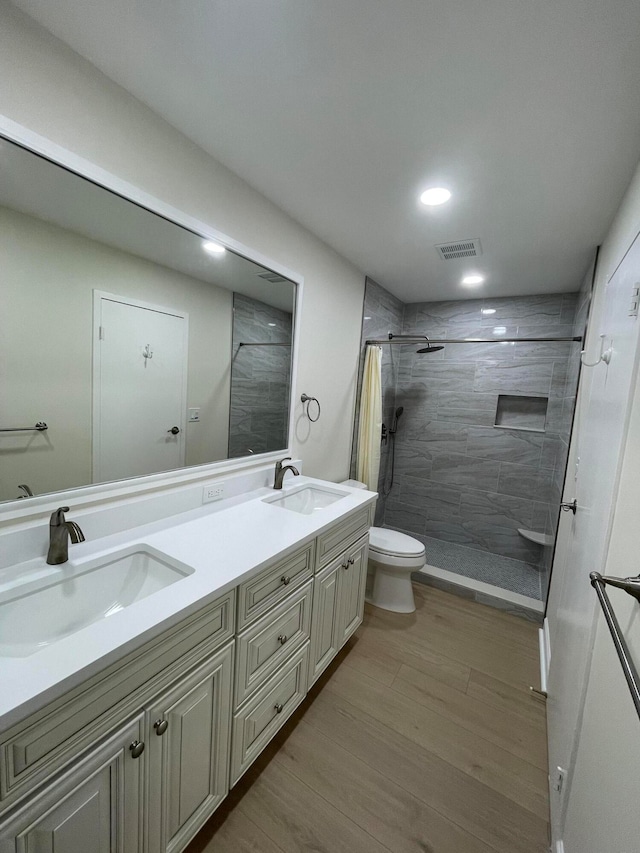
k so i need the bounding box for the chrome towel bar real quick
[0,422,48,432]
[590,571,640,721]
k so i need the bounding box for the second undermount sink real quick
[0,546,193,658]
[264,484,347,515]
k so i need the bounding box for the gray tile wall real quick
[352,280,587,593]
[228,293,292,458]
[392,293,579,568]
[350,278,405,525]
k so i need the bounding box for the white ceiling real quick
[11,0,640,302]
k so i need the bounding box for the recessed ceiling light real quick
[419,187,451,206]
[203,240,226,255]
[481,308,496,315]
[461,274,484,286]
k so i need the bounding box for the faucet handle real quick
[50,506,70,525]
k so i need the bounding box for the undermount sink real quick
[0,546,193,658]
[264,485,347,515]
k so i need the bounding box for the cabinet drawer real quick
[235,581,312,708]
[0,590,235,812]
[230,643,309,786]
[315,506,371,569]
[237,542,314,630]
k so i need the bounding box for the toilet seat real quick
[369,527,425,558]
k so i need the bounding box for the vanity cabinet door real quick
[309,559,341,685]
[145,641,233,853]
[336,536,369,647]
[0,716,144,853]
[309,535,369,686]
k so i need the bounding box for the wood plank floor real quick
[185,584,549,853]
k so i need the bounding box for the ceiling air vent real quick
[435,238,482,261]
[257,271,289,284]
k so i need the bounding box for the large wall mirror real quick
[0,135,297,504]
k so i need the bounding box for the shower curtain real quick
[356,345,382,491]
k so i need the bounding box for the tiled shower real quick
[353,278,590,602]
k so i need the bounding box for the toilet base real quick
[370,565,417,613]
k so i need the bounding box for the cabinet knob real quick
[342,561,349,570]
[154,719,169,736]
[280,575,291,586]
[274,703,284,714]
[348,557,355,565]
[129,740,145,759]
[278,634,288,645]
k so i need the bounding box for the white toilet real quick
[341,480,426,613]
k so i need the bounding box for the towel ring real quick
[301,393,321,422]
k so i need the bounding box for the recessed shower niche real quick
[494,394,549,432]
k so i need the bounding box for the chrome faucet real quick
[273,457,300,490]
[47,507,85,565]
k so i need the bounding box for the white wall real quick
[0,205,233,501]
[0,4,365,490]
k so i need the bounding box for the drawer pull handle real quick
[274,703,284,714]
[281,576,291,586]
[129,740,145,759]
[154,719,169,736]
[278,634,288,645]
[348,558,355,565]
[342,562,349,570]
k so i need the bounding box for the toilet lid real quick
[369,527,425,558]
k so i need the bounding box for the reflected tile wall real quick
[228,294,292,459]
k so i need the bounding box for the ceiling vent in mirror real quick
[257,271,289,284]
[435,238,482,261]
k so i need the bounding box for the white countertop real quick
[0,477,376,732]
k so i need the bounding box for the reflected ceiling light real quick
[461,274,484,286]
[493,326,507,335]
[268,323,277,327]
[203,240,226,255]
[481,308,495,315]
[419,187,451,206]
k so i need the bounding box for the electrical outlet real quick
[188,408,200,422]
[203,482,225,503]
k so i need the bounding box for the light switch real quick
[188,408,200,422]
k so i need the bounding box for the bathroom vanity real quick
[0,478,375,853]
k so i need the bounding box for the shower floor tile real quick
[384,528,543,600]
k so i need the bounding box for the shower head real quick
[417,337,444,354]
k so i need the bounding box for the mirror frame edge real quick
[0,113,304,522]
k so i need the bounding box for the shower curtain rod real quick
[237,341,291,347]
[366,333,583,345]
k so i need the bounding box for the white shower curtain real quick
[356,345,382,491]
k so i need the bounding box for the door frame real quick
[92,290,189,483]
